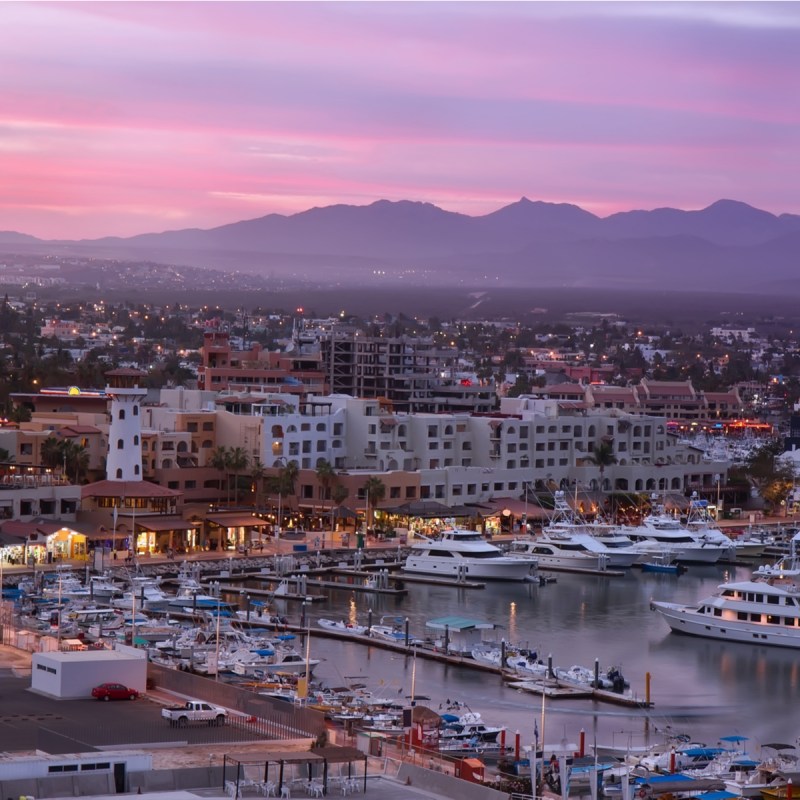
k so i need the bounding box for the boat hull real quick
[403,556,532,581]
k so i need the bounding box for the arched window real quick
[118,409,126,420]
[162,459,173,469]
[116,468,123,479]
[117,439,124,449]
[588,425,596,437]
[202,440,213,449]
[134,464,140,475]
[133,405,139,416]
[177,441,188,452]
[133,435,139,445]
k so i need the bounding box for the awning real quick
[482,498,550,518]
[387,500,454,518]
[133,516,200,533]
[207,514,271,528]
[0,532,27,546]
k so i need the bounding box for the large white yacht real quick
[651,577,800,648]
[624,511,727,564]
[403,527,534,581]
[511,530,638,570]
[511,491,638,569]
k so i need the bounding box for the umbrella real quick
[763,743,796,751]
[720,736,749,744]
[329,506,358,520]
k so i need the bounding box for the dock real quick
[504,675,652,707]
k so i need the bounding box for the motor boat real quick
[624,510,727,564]
[317,618,370,636]
[403,526,534,581]
[651,577,800,648]
[514,529,638,569]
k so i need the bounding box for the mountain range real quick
[3,198,799,293]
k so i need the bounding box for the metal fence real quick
[148,662,327,739]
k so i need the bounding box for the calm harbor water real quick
[247,563,798,751]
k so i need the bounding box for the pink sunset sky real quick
[2,1,799,240]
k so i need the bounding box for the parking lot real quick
[0,670,274,754]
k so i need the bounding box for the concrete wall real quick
[397,764,509,800]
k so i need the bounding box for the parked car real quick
[91,682,139,701]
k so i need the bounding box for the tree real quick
[588,441,617,491]
[363,476,386,530]
[331,483,349,509]
[209,446,230,506]
[250,459,266,510]
[227,446,250,504]
[315,459,336,517]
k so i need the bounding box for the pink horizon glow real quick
[1,1,799,239]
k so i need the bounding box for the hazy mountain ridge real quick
[2,198,799,293]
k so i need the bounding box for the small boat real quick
[317,618,369,636]
[641,554,686,574]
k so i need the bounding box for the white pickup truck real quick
[161,700,228,727]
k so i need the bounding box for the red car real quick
[91,682,139,701]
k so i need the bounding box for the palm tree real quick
[227,446,250,505]
[315,459,336,518]
[250,459,266,510]
[0,448,13,463]
[209,446,230,506]
[363,476,386,532]
[41,436,63,472]
[589,440,618,491]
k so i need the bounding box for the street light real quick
[274,457,287,539]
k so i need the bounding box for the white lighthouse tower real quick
[105,368,147,481]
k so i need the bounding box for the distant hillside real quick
[6,198,800,293]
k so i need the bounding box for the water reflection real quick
[240,563,799,745]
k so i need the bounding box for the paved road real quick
[0,669,278,754]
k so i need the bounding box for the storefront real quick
[132,516,201,555]
[205,513,272,551]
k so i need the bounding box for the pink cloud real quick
[0,2,798,238]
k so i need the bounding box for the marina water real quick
[249,563,799,751]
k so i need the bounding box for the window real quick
[316,422,326,432]
[133,435,139,446]
[118,409,125,420]
[202,421,213,431]
[185,480,196,489]
[116,468,123,479]
[117,439,124,449]
[133,406,139,416]
[390,486,401,499]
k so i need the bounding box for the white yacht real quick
[511,491,636,569]
[651,577,800,648]
[624,511,727,564]
[403,527,533,581]
[513,530,638,570]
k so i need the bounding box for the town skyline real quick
[2,1,799,240]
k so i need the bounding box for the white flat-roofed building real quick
[31,645,147,699]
